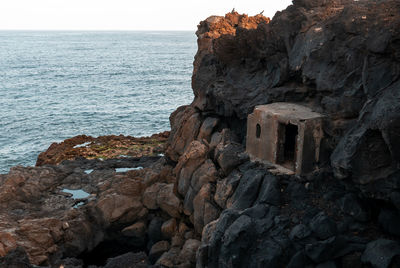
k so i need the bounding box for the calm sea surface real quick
[0,31,197,173]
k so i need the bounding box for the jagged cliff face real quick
[171,0,400,186]
[2,1,400,267]
[163,1,400,267]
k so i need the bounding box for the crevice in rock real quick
[77,239,146,267]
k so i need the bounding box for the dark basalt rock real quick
[255,174,281,206]
[0,247,34,268]
[309,212,338,240]
[189,0,400,204]
[378,208,400,236]
[338,193,369,222]
[188,2,400,265]
[305,236,346,263]
[361,239,400,268]
[147,217,164,249]
[216,143,247,176]
[103,252,149,268]
[289,224,312,241]
[230,169,264,210]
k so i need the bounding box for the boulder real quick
[178,239,201,265]
[165,106,202,162]
[197,117,220,142]
[309,212,338,240]
[305,236,346,263]
[216,143,247,175]
[0,247,34,268]
[193,183,220,234]
[289,224,312,241]
[156,184,182,218]
[361,239,400,268]
[121,222,146,239]
[338,194,369,222]
[142,183,164,210]
[214,171,241,209]
[103,252,149,268]
[161,219,177,239]
[96,195,143,224]
[149,240,170,264]
[156,247,181,267]
[230,169,264,210]
[255,174,281,206]
[175,141,209,196]
[190,160,218,193]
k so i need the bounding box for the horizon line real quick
[0,29,197,32]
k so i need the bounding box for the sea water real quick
[0,31,197,173]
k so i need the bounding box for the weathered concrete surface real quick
[246,103,323,174]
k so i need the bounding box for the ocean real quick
[0,31,197,173]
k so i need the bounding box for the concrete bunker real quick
[246,103,324,175]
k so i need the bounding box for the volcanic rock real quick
[2,1,400,267]
[36,132,169,166]
[361,239,400,268]
[149,240,170,264]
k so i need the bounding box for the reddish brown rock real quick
[178,239,201,265]
[149,240,170,263]
[191,160,218,193]
[165,106,202,162]
[121,221,146,238]
[97,195,143,224]
[156,247,181,267]
[161,218,177,239]
[142,183,165,210]
[157,184,182,218]
[36,132,169,166]
[193,183,220,234]
[214,172,241,209]
[174,141,209,196]
[197,117,219,142]
[0,156,162,265]
[0,233,17,257]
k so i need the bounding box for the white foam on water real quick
[73,142,92,148]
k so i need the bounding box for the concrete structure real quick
[246,103,324,175]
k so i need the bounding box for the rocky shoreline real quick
[2,0,400,267]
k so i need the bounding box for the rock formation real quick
[1,0,400,267]
[36,132,169,166]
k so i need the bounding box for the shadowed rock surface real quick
[2,0,400,267]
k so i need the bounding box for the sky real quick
[0,0,293,31]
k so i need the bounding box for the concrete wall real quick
[246,103,324,175]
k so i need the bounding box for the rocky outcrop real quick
[0,156,191,267]
[36,132,169,166]
[168,1,400,267]
[185,0,400,203]
[2,1,400,267]
[190,0,400,190]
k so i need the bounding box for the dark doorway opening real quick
[277,123,298,170]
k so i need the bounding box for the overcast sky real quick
[0,0,293,31]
